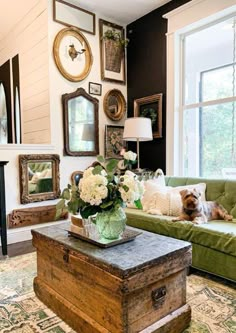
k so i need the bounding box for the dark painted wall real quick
[127,0,191,172]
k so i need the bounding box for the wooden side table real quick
[32,222,192,333]
[0,161,8,256]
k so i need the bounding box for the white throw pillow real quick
[142,183,165,210]
[154,169,165,187]
[141,169,166,208]
[144,183,206,216]
[126,169,165,210]
[144,187,169,215]
[171,183,206,201]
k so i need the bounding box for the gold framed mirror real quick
[19,154,60,204]
[71,171,83,186]
[103,89,126,121]
[53,27,93,82]
[62,88,99,156]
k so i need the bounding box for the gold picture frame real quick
[134,93,163,138]
[71,171,83,186]
[53,27,93,82]
[19,154,60,204]
[103,89,126,121]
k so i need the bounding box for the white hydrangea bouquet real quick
[57,155,144,220]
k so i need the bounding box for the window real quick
[182,15,236,178]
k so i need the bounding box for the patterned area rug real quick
[185,274,236,333]
[0,253,235,333]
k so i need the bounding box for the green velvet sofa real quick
[126,177,236,282]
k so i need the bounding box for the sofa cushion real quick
[192,243,236,282]
[125,208,236,257]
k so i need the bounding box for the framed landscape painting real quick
[134,93,163,138]
[104,125,127,159]
[89,82,102,96]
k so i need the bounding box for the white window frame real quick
[164,0,236,176]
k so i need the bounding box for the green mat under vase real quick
[0,253,235,333]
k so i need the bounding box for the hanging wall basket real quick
[105,40,123,73]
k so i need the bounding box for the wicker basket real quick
[105,40,123,73]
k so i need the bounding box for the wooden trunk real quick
[32,223,192,333]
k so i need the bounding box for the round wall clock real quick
[103,89,126,121]
[53,27,93,82]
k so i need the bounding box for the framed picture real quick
[53,0,95,35]
[134,93,163,138]
[19,154,60,204]
[62,88,99,156]
[103,89,126,121]
[105,125,127,159]
[99,19,126,84]
[89,82,102,96]
[53,27,93,82]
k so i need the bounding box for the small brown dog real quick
[173,189,233,224]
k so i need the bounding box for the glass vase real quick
[96,207,126,240]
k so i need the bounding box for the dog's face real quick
[180,189,201,210]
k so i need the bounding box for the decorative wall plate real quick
[103,89,126,121]
[53,27,93,82]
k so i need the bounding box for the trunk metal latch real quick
[151,286,166,309]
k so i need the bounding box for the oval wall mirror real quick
[53,27,93,82]
[103,89,126,121]
[62,88,99,156]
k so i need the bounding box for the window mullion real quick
[183,96,236,110]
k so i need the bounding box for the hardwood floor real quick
[0,240,35,260]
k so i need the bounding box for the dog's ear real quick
[180,189,188,198]
[193,188,201,197]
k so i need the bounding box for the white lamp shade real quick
[123,117,153,141]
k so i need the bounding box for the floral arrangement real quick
[57,156,144,219]
[103,28,129,47]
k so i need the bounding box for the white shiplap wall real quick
[0,0,50,144]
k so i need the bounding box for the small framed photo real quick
[105,125,127,159]
[134,93,163,138]
[89,82,102,96]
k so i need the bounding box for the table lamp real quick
[123,117,153,170]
